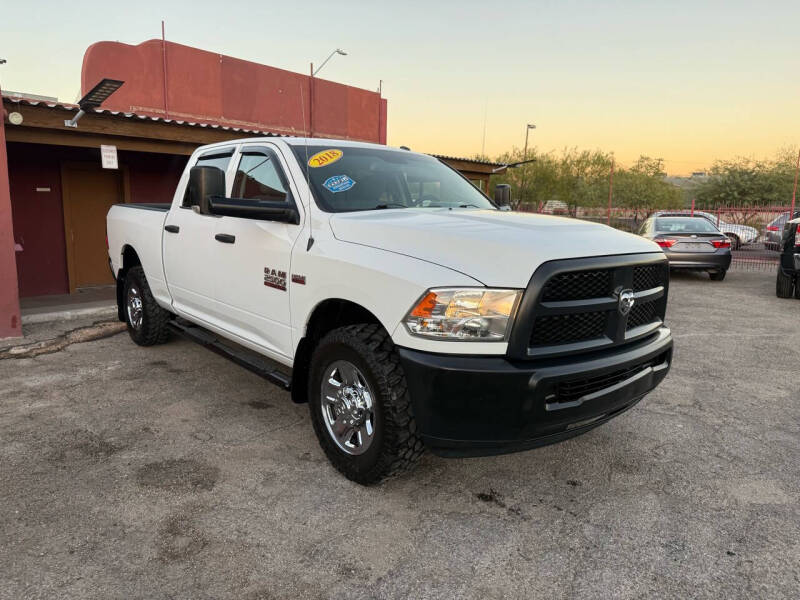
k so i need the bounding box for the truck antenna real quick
[299,84,314,251]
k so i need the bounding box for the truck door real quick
[211,145,304,358]
[163,146,236,325]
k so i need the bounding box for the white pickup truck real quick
[107,138,673,484]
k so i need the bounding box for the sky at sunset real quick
[2,0,798,175]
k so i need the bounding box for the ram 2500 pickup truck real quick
[107,138,673,484]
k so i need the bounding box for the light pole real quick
[312,48,347,77]
[309,49,347,138]
[520,123,536,207]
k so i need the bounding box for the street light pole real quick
[312,48,347,77]
[519,124,536,208]
[309,49,346,139]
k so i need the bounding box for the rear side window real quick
[182,147,235,207]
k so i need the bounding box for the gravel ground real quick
[1,269,798,599]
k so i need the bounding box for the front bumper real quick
[398,327,673,457]
[666,251,731,270]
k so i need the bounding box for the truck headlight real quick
[404,288,522,341]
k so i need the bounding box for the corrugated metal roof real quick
[2,93,284,137]
[430,153,504,167]
[3,94,504,165]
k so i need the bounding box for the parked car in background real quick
[765,211,800,251]
[651,210,758,249]
[776,216,800,298]
[639,215,731,280]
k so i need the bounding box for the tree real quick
[693,149,799,208]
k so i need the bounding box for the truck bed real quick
[112,203,170,212]
[107,203,171,308]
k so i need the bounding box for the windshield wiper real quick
[372,203,408,210]
[456,203,482,208]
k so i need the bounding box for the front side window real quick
[290,145,496,213]
[182,147,234,207]
[232,150,289,202]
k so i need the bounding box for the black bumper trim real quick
[398,327,672,458]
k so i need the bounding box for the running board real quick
[168,320,292,390]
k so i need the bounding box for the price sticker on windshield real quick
[308,149,343,168]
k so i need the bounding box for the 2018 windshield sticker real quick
[323,175,356,193]
[308,149,343,168]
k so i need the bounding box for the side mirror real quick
[207,196,300,224]
[494,184,512,210]
[189,166,226,214]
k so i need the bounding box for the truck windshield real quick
[290,145,496,213]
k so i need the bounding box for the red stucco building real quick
[0,40,497,339]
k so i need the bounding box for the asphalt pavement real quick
[1,269,798,599]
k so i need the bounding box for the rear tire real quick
[123,266,171,346]
[727,234,741,250]
[308,323,424,485]
[776,267,795,299]
[709,269,726,281]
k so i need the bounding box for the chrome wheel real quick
[126,285,143,330]
[320,360,375,455]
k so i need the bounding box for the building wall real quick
[8,143,187,297]
[81,40,388,143]
[8,144,69,297]
[120,151,187,204]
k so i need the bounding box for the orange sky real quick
[2,0,798,175]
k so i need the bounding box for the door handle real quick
[215,233,236,244]
[164,225,180,233]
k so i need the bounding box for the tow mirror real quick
[494,184,512,211]
[189,166,226,214]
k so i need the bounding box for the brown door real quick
[62,164,124,291]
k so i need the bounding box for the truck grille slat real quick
[531,311,608,346]
[553,351,669,404]
[514,255,669,358]
[541,269,612,301]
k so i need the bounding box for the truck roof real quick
[196,136,411,154]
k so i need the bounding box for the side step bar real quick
[168,320,292,390]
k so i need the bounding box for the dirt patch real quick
[0,321,126,360]
[136,458,220,492]
[49,429,122,462]
[246,400,274,410]
[476,488,506,507]
[156,511,208,563]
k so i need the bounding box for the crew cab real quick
[775,216,800,299]
[107,138,673,484]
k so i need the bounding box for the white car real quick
[107,138,673,483]
[652,210,758,249]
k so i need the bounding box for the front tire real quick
[308,324,424,485]
[124,266,171,346]
[776,267,795,299]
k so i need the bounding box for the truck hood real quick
[329,209,663,287]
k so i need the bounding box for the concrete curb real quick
[21,304,117,325]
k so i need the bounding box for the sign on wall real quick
[100,145,118,170]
